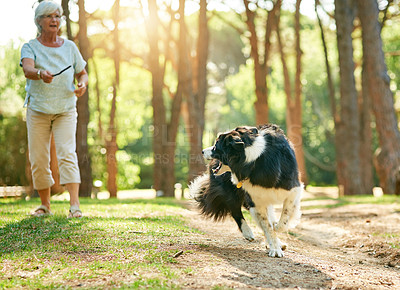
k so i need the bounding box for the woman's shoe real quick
[30,205,53,217]
[68,205,82,218]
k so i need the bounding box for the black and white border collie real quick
[189,124,303,257]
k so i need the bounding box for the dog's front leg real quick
[249,207,284,257]
[231,209,255,241]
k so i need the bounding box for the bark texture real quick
[357,0,400,195]
[334,0,364,195]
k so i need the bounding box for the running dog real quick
[190,124,303,257]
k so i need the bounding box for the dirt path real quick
[172,194,400,289]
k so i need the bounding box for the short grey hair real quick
[34,0,63,34]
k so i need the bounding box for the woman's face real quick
[39,12,61,33]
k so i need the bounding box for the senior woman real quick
[21,0,88,218]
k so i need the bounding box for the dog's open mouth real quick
[212,161,222,174]
[210,160,231,176]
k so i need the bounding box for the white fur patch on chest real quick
[244,133,266,163]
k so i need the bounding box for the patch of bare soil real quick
[172,195,400,289]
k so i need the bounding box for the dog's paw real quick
[268,248,284,258]
[243,233,255,242]
[274,221,289,233]
[241,221,255,241]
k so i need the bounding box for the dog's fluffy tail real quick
[189,173,232,221]
[189,173,209,201]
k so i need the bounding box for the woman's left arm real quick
[74,69,88,98]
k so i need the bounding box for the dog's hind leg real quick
[274,186,303,233]
[249,207,284,257]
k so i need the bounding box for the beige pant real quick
[26,108,81,190]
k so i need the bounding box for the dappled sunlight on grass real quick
[0,197,200,288]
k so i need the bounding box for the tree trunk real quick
[106,0,121,198]
[186,0,208,182]
[76,0,93,197]
[61,0,73,40]
[334,0,364,195]
[291,0,307,184]
[245,2,268,125]
[145,0,171,197]
[91,58,104,142]
[178,0,198,183]
[316,0,348,191]
[315,0,337,124]
[359,65,374,194]
[163,36,183,197]
[276,1,307,184]
[243,0,280,125]
[357,0,400,195]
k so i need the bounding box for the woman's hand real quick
[21,58,53,83]
[40,70,53,83]
[74,82,86,97]
[74,69,88,98]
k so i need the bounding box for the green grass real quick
[1,194,399,288]
[0,197,200,289]
[372,232,400,249]
[302,194,400,209]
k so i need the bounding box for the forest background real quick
[0,0,399,198]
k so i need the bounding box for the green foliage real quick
[2,4,400,190]
[88,51,153,190]
[208,12,247,76]
[383,19,400,118]
[0,42,26,104]
[0,43,28,186]
[209,63,256,137]
[299,18,338,185]
[0,116,28,185]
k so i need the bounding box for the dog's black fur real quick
[211,124,300,190]
[193,159,255,231]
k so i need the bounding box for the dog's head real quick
[202,126,260,165]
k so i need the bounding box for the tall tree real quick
[186,0,208,181]
[61,0,73,40]
[144,0,183,197]
[357,0,400,195]
[315,1,336,125]
[276,0,307,184]
[242,0,281,125]
[145,0,167,196]
[161,1,186,197]
[334,0,364,195]
[315,0,344,192]
[106,0,120,198]
[76,0,93,197]
[359,46,374,195]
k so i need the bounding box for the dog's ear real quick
[235,126,258,135]
[249,127,258,135]
[230,135,244,151]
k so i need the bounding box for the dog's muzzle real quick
[202,146,213,160]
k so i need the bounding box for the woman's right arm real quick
[21,58,53,83]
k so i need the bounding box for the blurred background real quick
[1,0,399,198]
